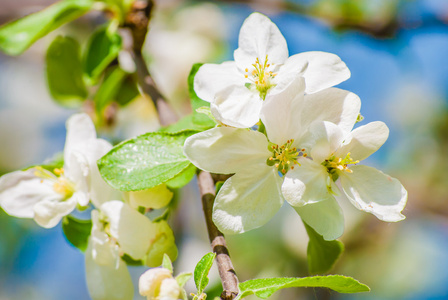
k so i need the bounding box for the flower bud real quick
[139,268,180,300]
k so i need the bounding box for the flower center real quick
[267,139,305,174]
[322,152,359,177]
[34,167,75,199]
[244,55,277,100]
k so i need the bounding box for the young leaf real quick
[236,275,370,299]
[176,272,193,288]
[61,215,92,252]
[194,252,216,294]
[84,25,122,83]
[188,63,215,129]
[162,114,212,133]
[165,163,197,189]
[162,253,173,273]
[94,66,127,112]
[0,0,93,56]
[98,130,198,191]
[304,222,344,274]
[46,36,87,106]
[116,75,139,106]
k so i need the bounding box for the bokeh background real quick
[1,0,448,299]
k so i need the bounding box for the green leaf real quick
[236,275,370,299]
[0,0,93,56]
[46,36,87,106]
[165,163,196,189]
[61,215,92,252]
[162,114,212,133]
[194,252,216,294]
[176,272,193,288]
[98,130,198,191]
[188,63,215,129]
[94,66,127,112]
[121,254,143,266]
[162,253,173,273]
[116,75,139,106]
[304,222,344,275]
[84,25,122,83]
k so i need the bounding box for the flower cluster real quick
[0,113,177,300]
[184,13,407,240]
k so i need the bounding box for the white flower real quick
[86,200,158,300]
[194,12,350,128]
[282,120,407,240]
[0,113,115,228]
[139,267,181,300]
[184,79,360,235]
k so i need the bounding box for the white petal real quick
[339,165,407,222]
[0,169,59,218]
[139,268,172,298]
[301,88,361,135]
[90,210,121,267]
[307,121,345,162]
[183,127,270,174]
[101,201,157,260]
[285,51,350,94]
[294,196,345,240]
[194,61,243,103]
[126,184,173,210]
[33,195,77,228]
[65,152,90,206]
[282,159,330,207]
[86,241,134,300]
[159,278,181,299]
[212,85,262,128]
[64,113,97,165]
[234,13,288,70]
[83,139,119,208]
[261,77,306,145]
[212,165,284,234]
[335,121,389,161]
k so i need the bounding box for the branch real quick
[123,1,239,298]
[198,171,239,299]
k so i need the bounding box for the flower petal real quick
[306,121,345,162]
[335,121,389,161]
[282,159,330,207]
[212,165,283,234]
[301,88,361,135]
[33,195,77,228]
[0,169,59,218]
[101,201,157,260]
[139,268,173,298]
[211,85,262,128]
[234,13,288,70]
[261,76,306,145]
[294,196,345,240]
[86,241,134,300]
[184,127,270,174]
[285,51,350,94]
[64,113,97,165]
[194,61,242,103]
[90,210,120,267]
[126,184,173,210]
[339,165,407,222]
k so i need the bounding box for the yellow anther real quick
[287,161,290,164]
[303,153,307,157]
[275,164,279,168]
[301,148,305,152]
[245,75,248,78]
[269,157,273,160]
[245,68,248,72]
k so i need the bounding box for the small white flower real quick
[86,200,158,300]
[184,79,360,235]
[139,267,181,300]
[282,120,407,240]
[194,12,350,128]
[0,113,115,228]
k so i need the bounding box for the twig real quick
[123,1,239,298]
[198,171,239,299]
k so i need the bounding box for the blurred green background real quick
[1,0,448,299]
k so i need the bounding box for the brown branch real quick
[198,171,239,299]
[123,1,239,298]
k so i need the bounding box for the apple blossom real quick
[184,78,361,235]
[194,12,350,128]
[0,113,115,228]
[282,120,407,240]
